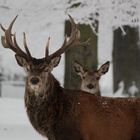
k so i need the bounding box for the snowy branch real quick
[58,0,140,32]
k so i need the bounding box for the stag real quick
[73,61,110,96]
[1,16,140,140]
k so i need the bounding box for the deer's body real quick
[25,73,140,140]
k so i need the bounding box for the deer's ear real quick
[44,56,61,72]
[73,61,86,78]
[50,56,61,67]
[97,61,110,77]
[15,55,30,70]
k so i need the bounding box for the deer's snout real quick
[87,84,94,89]
[30,77,40,85]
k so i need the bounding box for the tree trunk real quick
[113,26,140,96]
[64,20,98,90]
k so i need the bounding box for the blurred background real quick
[0,0,140,139]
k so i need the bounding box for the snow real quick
[98,16,114,96]
[128,81,139,97]
[1,81,24,98]
[112,81,128,97]
[64,0,140,37]
[0,98,46,140]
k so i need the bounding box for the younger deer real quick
[74,61,110,95]
[2,16,140,140]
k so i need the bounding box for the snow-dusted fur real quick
[24,72,140,140]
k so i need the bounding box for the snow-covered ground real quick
[0,98,46,140]
[1,81,24,98]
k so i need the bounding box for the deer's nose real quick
[30,77,40,85]
[87,84,94,89]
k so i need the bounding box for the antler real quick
[46,15,81,62]
[1,15,88,63]
[1,16,32,60]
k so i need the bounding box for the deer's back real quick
[25,88,140,140]
[68,90,140,140]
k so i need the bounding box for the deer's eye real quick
[96,77,100,80]
[82,76,85,79]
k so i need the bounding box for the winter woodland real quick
[0,0,140,140]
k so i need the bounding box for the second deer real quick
[74,61,110,95]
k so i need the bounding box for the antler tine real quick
[47,15,80,61]
[2,16,22,53]
[13,33,31,59]
[0,24,6,32]
[13,33,23,53]
[1,16,31,60]
[1,36,9,48]
[68,14,78,36]
[45,37,50,58]
[5,15,18,47]
[23,32,32,58]
[1,24,14,37]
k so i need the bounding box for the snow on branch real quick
[59,0,140,32]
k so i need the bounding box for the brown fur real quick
[73,61,110,96]
[25,73,140,140]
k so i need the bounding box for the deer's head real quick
[74,61,110,94]
[1,15,81,95]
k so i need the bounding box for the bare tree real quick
[113,26,140,96]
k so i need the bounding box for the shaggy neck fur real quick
[24,74,61,137]
[24,73,77,140]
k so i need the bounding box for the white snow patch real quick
[0,98,46,140]
[128,81,139,97]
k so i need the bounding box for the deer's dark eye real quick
[96,77,100,80]
[82,76,85,79]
